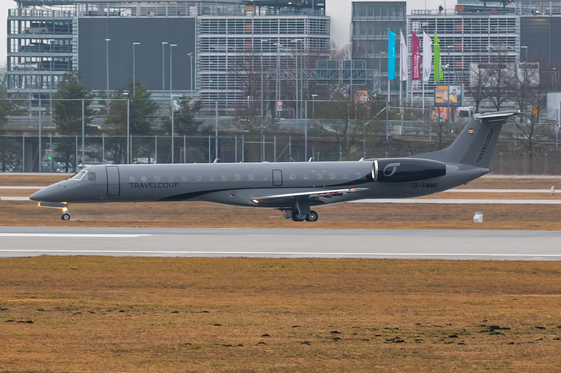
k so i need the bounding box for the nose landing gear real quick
[38,201,71,221]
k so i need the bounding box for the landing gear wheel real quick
[291,212,306,222]
[61,213,71,221]
[306,211,319,222]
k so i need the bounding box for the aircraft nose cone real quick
[30,187,50,201]
[30,184,62,202]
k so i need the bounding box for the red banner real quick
[412,32,421,81]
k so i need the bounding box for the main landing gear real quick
[61,212,71,221]
[284,210,319,222]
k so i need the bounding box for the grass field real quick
[1,257,561,372]
[1,175,561,371]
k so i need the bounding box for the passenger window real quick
[330,173,336,179]
[196,175,202,181]
[182,176,188,181]
[168,176,174,181]
[343,173,349,179]
[355,172,362,179]
[235,174,241,181]
[262,174,268,181]
[248,174,255,181]
[87,172,96,181]
[290,173,296,180]
[209,175,215,181]
[303,173,309,180]
[222,175,228,181]
[129,176,135,182]
[316,174,323,179]
[154,176,161,181]
[141,176,147,182]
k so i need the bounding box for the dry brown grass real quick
[421,192,559,200]
[1,257,561,372]
[2,200,561,230]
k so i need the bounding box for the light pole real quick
[446,45,453,126]
[259,39,269,118]
[215,100,218,161]
[311,94,318,119]
[48,39,54,116]
[290,39,302,119]
[274,42,283,118]
[123,92,130,164]
[187,52,193,96]
[132,42,140,95]
[105,38,110,106]
[161,41,168,116]
[170,43,177,163]
[347,41,353,101]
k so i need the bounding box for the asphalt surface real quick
[0,227,560,260]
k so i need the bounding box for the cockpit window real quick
[70,170,87,180]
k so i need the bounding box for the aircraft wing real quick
[252,188,368,203]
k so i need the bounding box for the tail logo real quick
[476,127,495,164]
[383,162,401,177]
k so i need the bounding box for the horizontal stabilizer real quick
[474,111,519,122]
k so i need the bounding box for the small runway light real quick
[252,199,259,204]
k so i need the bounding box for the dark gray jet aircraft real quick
[31,111,517,222]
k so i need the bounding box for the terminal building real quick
[5,0,330,113]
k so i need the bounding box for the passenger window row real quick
[127,172,363,183]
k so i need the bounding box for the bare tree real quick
[466,57,490,113]
[486,48,513,111]
[508,62,550,159]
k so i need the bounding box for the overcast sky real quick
[0,0,452,66]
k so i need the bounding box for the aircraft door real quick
[106,166,120,196]
[272,169,283,186]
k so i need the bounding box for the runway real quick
[0,227,560,260]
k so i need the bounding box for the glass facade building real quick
[351,1,407,100]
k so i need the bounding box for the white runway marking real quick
[0,186,43,189]
[0,233,151,238]
[0,249,559,258]
[352,199,561,204]
[446,189,557,193]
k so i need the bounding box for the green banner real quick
[434,33,443,82]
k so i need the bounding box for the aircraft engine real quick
[372,158,446,183]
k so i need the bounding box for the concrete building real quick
[407,9,520,110]
[5,0,330,113]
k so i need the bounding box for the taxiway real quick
[0,227,560,260]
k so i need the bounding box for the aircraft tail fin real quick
[414,111,518,168]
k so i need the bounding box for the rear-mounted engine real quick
[372,158,446,183]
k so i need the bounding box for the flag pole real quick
[387,79,391,141]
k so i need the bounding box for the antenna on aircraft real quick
[213,158,220,164]
[308,157,314,162]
